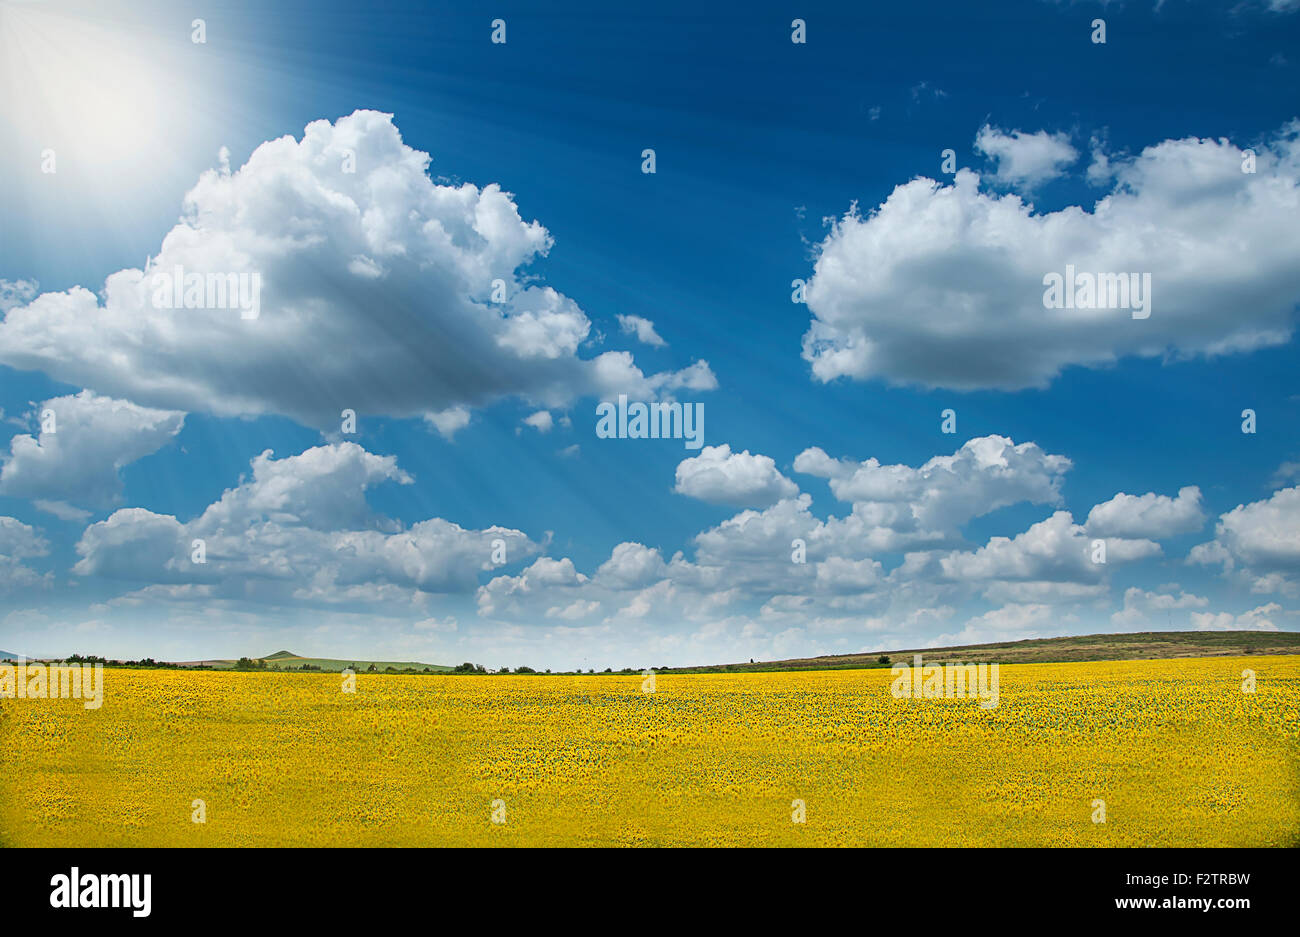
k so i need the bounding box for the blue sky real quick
[1,0,1298,669]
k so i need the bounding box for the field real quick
[673,630,1300,673]
[1,655,1297,847]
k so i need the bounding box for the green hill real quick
[253,651,451,672]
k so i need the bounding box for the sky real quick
[0,0,1298,670]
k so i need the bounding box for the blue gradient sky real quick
[1,0,1298,668]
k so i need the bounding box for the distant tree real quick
[516,666,535,674]
[878,655,891,665]
[499,667,511,675]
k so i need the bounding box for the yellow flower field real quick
[1,655,1297,847]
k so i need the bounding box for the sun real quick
[0,1,178,172]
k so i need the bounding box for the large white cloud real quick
[1085,485,1205,539]
[1190,486,1300,593]
[0,111,714,430]
[937,510,1161,583]
[795,434,1070,546]
[674,444,799,507]
[0,391,184,510]
[801,121,1300,390]
[73,442,543,605]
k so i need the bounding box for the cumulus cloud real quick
[938,511,1161,584]
[801,122,1300,390]
[73,442,542,606]
[0,391,184,509]
[936,602,1066,647]
[1085,486,1205,539]
[1190,486,1300,593]
[0,515,50,590]
[674,444,799,507]
[796,435,1070,544]
[974,124,1078,189]
[1110,586,1209,629]
[1191,602,1283,631]
[0,111,714,431]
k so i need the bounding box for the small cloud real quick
[425,406,470,439]
[909,81,947,102]
[34,500,92,522]
[1269,461,1300,488]
[616,314,667,348]
[0,279,38,313]
[975,124,1078,190]
[523,410,554,433]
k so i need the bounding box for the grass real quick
[175,651,452,673]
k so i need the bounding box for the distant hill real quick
[0,651,20,661]
[664,631,1300,674]
[173,650,452,673]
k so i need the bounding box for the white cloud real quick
[674,444,799,507]
[1191,602,1283,631]
[424,406,471,439]
[1111,586,1209,628]
[1085,486,1205,539]
[0,391,184,509]
[0,111,714,431]
[33,500,93,522]
[939,511,1161,583]
[796,435,1070,541]
[1190,486,1300,593]
[616,314,666,347]
[974,124,1078,189]
[0,515,50,590]
[0,279,37,312]
[1269,461,1300,488]
[73,442,542,605]
[802,122,1300,390]
[522,410,554,433]
[936,602,1065,647]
